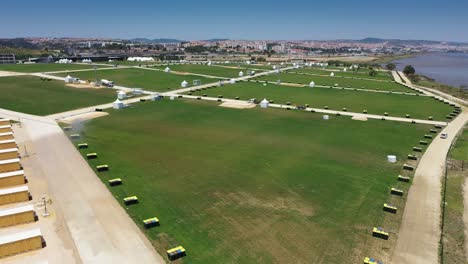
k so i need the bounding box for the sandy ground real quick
[392,109,468,264]
[351,116,368,121]
[219,101,256,109]
[0,71,28,77]
[0,109,165,264]
[59,112,109,124]
[65,83,102,89]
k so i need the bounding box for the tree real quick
[386,63,396,71]
[403,65,416,75]
[369,69,378,77]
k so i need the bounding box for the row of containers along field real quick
[64,125,187,262]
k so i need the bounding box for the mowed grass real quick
[153,64,263,78]
[0,63,105,73]
[54,68,218,91]
[189,82,454,120]
[0,76,116,115]
[256,72,411,92]
[77,99,430,263]
[291,67,394,81]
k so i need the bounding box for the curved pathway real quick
[391,71,468,264]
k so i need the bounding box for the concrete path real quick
[392,108,468,264]
[0,109,165,264]
[175,94,448,126]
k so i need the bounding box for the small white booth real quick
[113,99,124,109]
[260,99,269,108]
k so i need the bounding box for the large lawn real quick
[54,68,218,91]
[0,63,105,73]
[0,76,116,115]
[152,64,264,78]
[290,67,394,81]
[189,82,454,121]
[75,99,430,263]
[256,72,412,92]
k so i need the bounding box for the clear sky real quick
[2,0,467,42]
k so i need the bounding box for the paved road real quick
[0,109,165,264]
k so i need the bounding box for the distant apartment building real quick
[0,54,15,64]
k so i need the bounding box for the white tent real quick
[343,68,347,72]
[164,67,171,73]
[309,81,315,88]
[117,91,127,100]
[207,61,212,66]
[181,80,188,87]
[330,72,335,77]
[323,115,329,120]
[239,71,244,77]
[113,99,124,109]
[260,99,269,108]
[64,75,74,83]
[230,79,236,84]
[387,155,397,163]
[272,65,277,70]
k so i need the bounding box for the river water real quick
[392,52,468,88]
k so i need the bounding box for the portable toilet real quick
[260,99,269,108]
[181,80,188,88]
[239,71,244,77]
[309,81,315,88]
[117,91,127,100]
[113,99,124,109]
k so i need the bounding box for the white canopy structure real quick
[272,65,277,70]
[230,79,236,84]
[309,81,315,88]
[117,91,127,100]
[207,61,212,66]
[113,99,124,109]
[164,67,171,73]
[330,72,335,77]
[127,57,154,62]
[64,75,74,83]
[387,155,397,163]
[239,71,244,77]
[181,80,188,88]
[260,99,269,108]
[56,58,73,64]
[82,59,92,64]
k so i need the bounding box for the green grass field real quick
[256,72,411,92]
[0,63,105,73]
[290,67,394,81]
[152,64,264,78]
[0,76,117,115]
[189,82,453,120]
[74,99,430,263]
[54,68,218,91]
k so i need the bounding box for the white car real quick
[440,133,448,139]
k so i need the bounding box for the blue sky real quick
[2,0,468,42]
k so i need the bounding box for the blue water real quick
[392,53,468,88]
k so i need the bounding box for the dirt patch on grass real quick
[60,111,109,124]
[66,83,103,89]
[219,101,256,109]
[213,191,314,217]
[279,82,305,87]
[352,116,368,121]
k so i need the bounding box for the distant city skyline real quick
[2,0,467,42]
